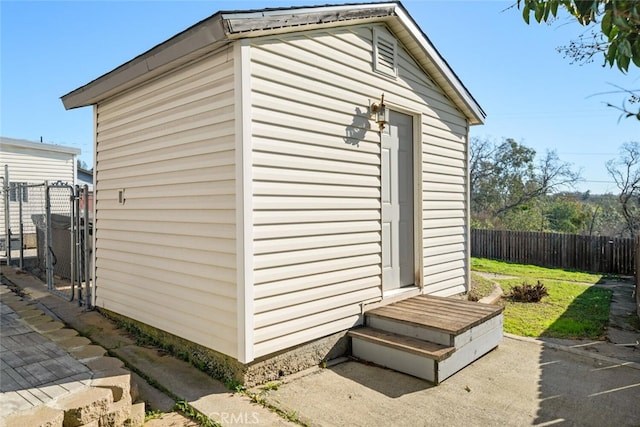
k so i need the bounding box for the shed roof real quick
[0,136,81,156]
[61,1,485,124]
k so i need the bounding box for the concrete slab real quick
[128,370,175,413]
[258,336,640,427]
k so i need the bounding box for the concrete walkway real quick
[2,265,640,426]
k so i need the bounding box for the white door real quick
[382,110,415,291]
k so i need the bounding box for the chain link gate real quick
[0,163,92,307]
[4,180,93,308]
[43,182,92,307]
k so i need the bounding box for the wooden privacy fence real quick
[471,229,636,275]
[636,237,640,317]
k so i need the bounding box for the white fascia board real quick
[61,14,228,110]
[393,6,486,125]
[0,137,81,156]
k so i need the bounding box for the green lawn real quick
[470,257,603,283]
[471,258,612,339]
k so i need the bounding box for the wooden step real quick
[367,295,503,335]
[349,327,452,383]
[351,295,504,384]
[348,327,454,361]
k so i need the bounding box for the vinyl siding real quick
[249,25,469,357]
[0,146,75,235]
[93,48,239,357]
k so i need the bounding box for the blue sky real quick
[1,0,638,194]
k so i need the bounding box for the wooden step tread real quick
[348,327,455,361]
[367,295,504,335]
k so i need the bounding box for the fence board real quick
[471,229,636,275]
[636,236,640,317]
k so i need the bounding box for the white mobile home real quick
[0,137,80,245]
[62,2,501,385]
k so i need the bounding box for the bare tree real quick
[606,141,640,236]
[470,137,582,222]
[469,136,495,192]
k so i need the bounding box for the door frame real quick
[381,104,424,298]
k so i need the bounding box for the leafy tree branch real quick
[518,0,640,72]
[517,0,640,120]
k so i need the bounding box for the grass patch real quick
[498,278,612,339]
[471,257,602,283]
[471,258,613,339]
[144,410,164,422]
[469,272,496,301]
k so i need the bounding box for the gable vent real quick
[373,28,397,78]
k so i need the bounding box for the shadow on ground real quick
[535,344,640,426]
[535,276,640,426]
[326,361,434,398]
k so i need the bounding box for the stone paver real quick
[0,288,92,418]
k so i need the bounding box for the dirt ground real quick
[144,412,199,427]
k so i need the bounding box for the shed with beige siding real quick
[61,2,485,381]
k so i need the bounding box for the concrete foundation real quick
[244,331,350,387]
[100,308,350,387]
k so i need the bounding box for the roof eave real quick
[0,137,81,155]
[61,13,228,110]
[391,5,485,125]
[60,2,485,125]
[222,2,398,37]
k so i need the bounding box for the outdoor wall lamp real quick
[370,93,389,132]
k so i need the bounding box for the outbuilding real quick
[62,2,493,384]
[1,136,80,249]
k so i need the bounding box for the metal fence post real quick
[4,165,11,263]
[18,183,23,270]
[45,181,53,291]
[74,185,82,306]
[70,185,76,303]
[82,184,92,308]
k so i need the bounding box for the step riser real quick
[352,316,503,384]
[367,315,452,346]
[453,314,503,348]
[438,318,503,382]
[352,337,437,383]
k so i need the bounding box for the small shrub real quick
[508,281,548,303]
